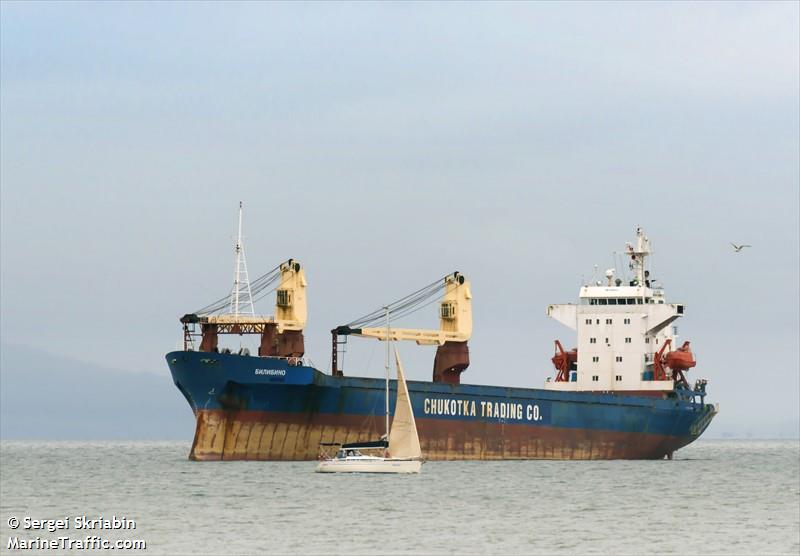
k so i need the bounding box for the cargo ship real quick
[166,206,717,460]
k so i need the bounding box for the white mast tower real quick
[229,201,255,316]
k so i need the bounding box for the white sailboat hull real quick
[315,458,422,474]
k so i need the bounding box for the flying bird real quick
[731,243,751,253]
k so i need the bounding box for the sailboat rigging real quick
[315,308,423,474]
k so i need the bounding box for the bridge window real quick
[607,299,617,305]
[598,299,607,305]
[627,298,636,304]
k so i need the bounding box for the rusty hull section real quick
[189,409,694,461]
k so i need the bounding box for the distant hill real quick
[0,344,194,440]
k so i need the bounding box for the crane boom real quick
[335,271,471,343]
[332,272,473,383]
[181,258,308,357]
[334,327,467,345]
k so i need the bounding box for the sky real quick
[1,1,798,438]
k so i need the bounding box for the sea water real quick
[1,440,798,555]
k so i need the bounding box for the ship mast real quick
[627,226,652,299]
[230,201,255,316]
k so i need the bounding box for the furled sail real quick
[388,348,422,459]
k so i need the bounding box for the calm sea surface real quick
[1,440,798,555]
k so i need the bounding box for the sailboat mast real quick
[385,306,390,439]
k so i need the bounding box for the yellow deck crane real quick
[181,258,308,358]
[331,271,472,383]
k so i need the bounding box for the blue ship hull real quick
[166,351,716,460]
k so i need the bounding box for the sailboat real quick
[315,344,423,474]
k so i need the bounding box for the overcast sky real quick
[1,1,798,437]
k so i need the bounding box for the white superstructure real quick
[545,228,687,393]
